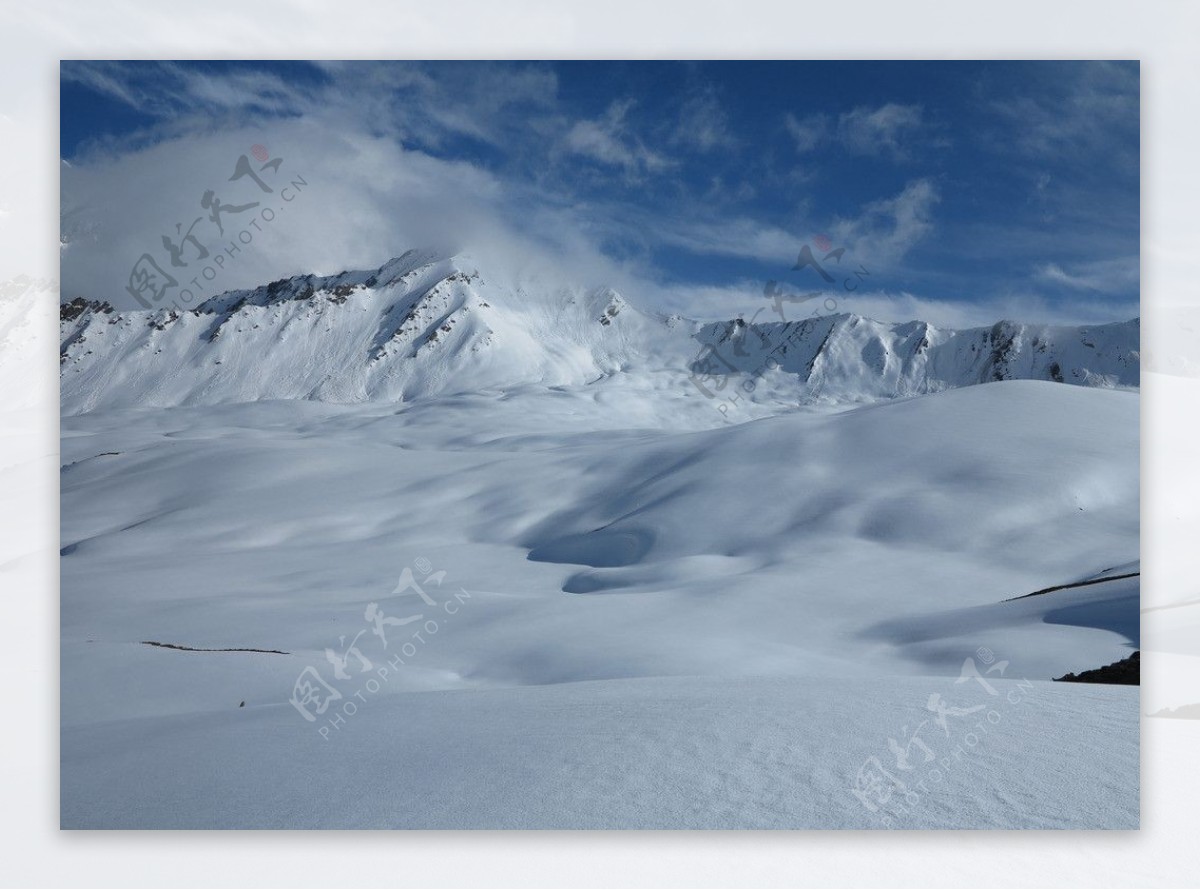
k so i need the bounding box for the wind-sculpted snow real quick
[60,380,1139,827]
[60,252,1138,413]
[60,382,1139,691]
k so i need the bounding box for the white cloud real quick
[563,100,671,175]
[62,119,562,302]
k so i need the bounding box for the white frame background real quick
[2,1,1197,886]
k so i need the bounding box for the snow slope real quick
[60,381,1138,694]
[60,252,1139,413]
[60,378,1139,828]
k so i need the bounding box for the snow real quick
[62,675,1137,830]
[59,255,1140,828]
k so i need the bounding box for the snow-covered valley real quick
[59,254,1140,829]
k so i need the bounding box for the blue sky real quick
[59,60,1139,325]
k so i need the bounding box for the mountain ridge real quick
[60,251,1140,414]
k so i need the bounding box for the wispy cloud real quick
[837,103,924,159]
[645,280,1137,329]
[831,178,941,265]
[563,100,672,176]
[651,214,800,264]
[784,112,827,152]
[670,88,736,153]
[785,103,926,160]
[988,61,1138,165]
[62,61,563,158]
[1035,256,1140,294]
[61,61,313,120]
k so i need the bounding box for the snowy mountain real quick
[60,251,1139,413]
[696,312,1139,401]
